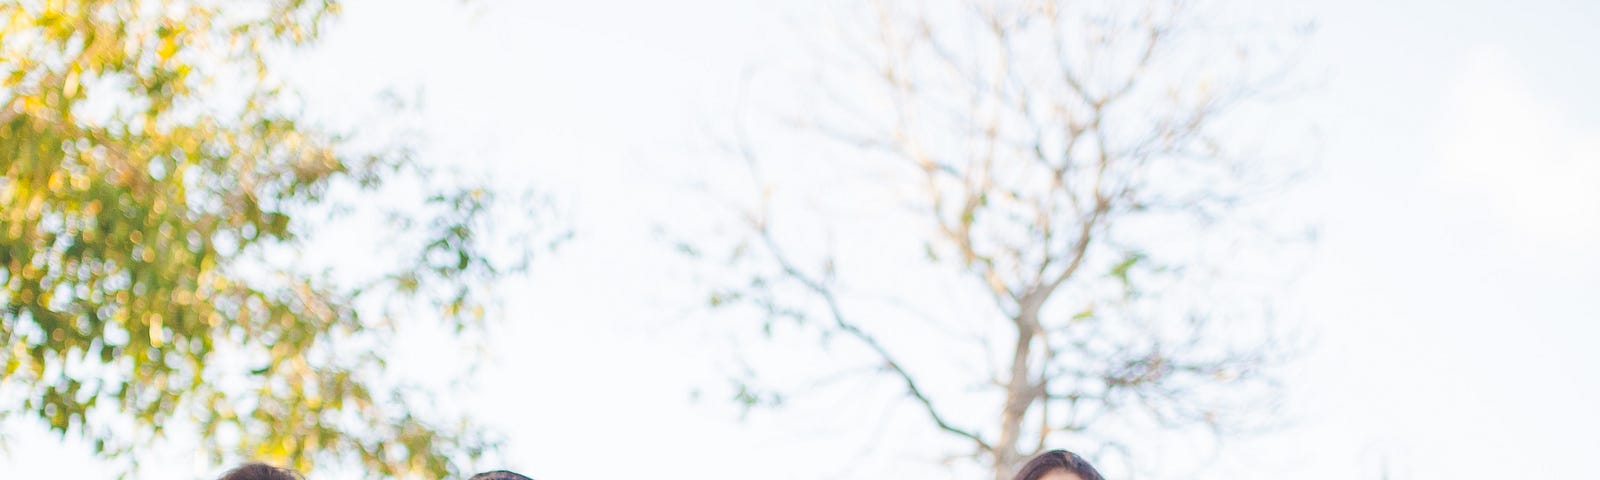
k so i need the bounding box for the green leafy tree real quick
[1,1,550,477]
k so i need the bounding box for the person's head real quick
[469,470,534,480]
[217,463,303,480]
[1013,450,1106,480]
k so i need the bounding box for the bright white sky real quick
[6,0,1600,479]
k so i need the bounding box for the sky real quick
[5,0,1600,479]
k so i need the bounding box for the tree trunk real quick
[992,312,1039,480]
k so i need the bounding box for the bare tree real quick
[682,1,1309,479]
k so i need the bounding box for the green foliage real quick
[0,1,542,477]
[1108,251,1147,290]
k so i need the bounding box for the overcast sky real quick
[6,0,1599,479]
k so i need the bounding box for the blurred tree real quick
[0,0,553,478]
[686,1,1310,479]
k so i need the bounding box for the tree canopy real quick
[687,0,1309,478]
[1,1,545,477]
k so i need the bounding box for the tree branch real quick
[752,220,994,453]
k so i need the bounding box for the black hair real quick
[217,463,303,480]
[470,470,534,480]
[1013,450,1106,480]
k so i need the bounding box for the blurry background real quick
[3,0,1598,479]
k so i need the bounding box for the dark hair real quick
[1013,450,1106,480]
[217,463,303,480]
[470,470,534,480]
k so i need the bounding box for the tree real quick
[1,1,552,477]
[685,0,1308,478]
